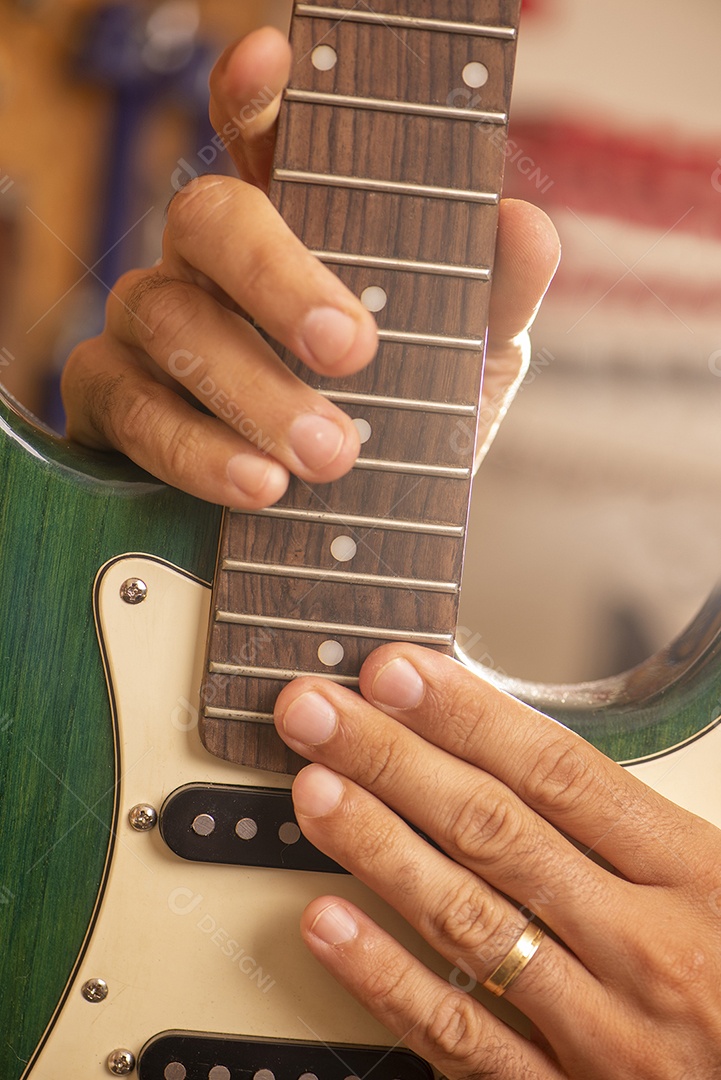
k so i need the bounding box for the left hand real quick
[273,645,721,1079]
[61,28,560,502]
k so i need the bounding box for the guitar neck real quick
[200,0,521,773]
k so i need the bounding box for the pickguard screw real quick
[81,977,108,1002]
[107,1048,135,1074]
[120,578,147,605]
[128,804,158,831]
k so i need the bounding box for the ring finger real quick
[291,761,599,1045]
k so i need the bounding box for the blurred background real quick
[1,0,720,686]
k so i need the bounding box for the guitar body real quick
[4,391,721,1076]
[0,392,216,1075]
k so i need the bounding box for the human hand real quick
[274,645,721,1078]
[61,27,560,505]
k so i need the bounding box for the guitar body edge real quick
[0,392,220,1079]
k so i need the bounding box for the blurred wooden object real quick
[0,0,290,416]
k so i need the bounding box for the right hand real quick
[61,27,560,507]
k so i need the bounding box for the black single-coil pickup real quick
[138,1031,433,1080]
[160,784,345,873]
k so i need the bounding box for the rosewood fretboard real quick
[200,0,522,773]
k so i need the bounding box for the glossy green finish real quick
[0,391,220,1079]
[544,663,721,764]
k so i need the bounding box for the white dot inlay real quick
[331,535,357,562]
[254,1070,275,1080]
[299,1074,319,1080]
[462,62,489,88]
[353,417,372,444]
[311,44,338,70]
[318,639,345,667]
[361,285,387,312]
[209,1068,231,1080]
[235,817,258,840]
[279,821,302,845]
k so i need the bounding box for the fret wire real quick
[318,389,477,416]
[378,329,483,350]
[295,6,517,40]
[274,168,499,205]
[215,611,453,646]
[312,250,490,280]
[355,458,471,479]
[222,558,458,594]
[285,89,506,125]
[209,662,360,687]
[204,707,276,725]
[234,506,465,537]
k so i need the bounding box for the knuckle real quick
[238,233,291,301]
[124,274,198,350]
[342,803,398,869]
[422,992,485,1066]
[358,731,402,790]
[523,736,598,813]
[61,339,124,445]
[166,173,235,241]
[358,959,409,1014]
[446,785,523,860]
[112,385,165,450]
[432,881,502,959]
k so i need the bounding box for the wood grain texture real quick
[200,0,521,772]
[0,391,219,1080]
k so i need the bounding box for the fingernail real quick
[301,307,357,369]
[283,691,337,746]
[372,657,425,710]
[293,764,344,817]
[309,902,358,945]
[289,414,345,471]
[226,453,286,497]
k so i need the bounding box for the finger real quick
[476,200,561,465]
[209,27,292,188]
[290,762,595,1040]
[62,335,289,507]
[488,200,561,349]
[160,174,378,378]
[109,271,361,484]
[359,645,708,887]
[299,894,564,1080]
[275,682,626,962]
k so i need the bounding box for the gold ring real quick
[482,923,545,997]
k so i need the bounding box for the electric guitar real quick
[1,2,720,1077]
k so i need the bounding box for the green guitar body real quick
[0,391,220,1076]
[1,389,720,1075]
